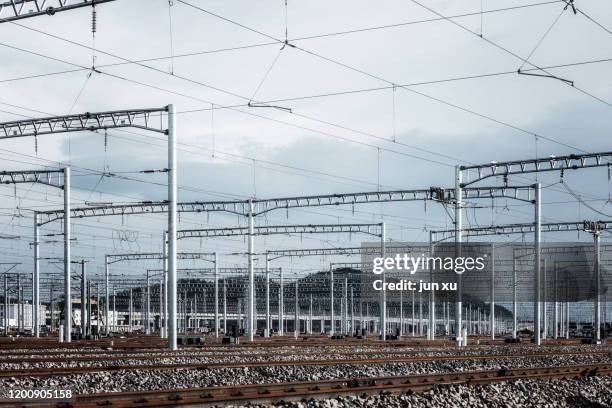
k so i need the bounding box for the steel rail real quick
[13,363,612,407]
[0,351,608,378]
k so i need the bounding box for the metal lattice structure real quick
[177,223,384,239]
[432,220,612,242]
[36,185,535,225]
[106,252,217,265]
[0,108,166,138]
[0,0,115,23]
[460,152,612,186]
[0,169,64,188]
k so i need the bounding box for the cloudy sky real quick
[0,0,611,303]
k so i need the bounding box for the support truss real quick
[0,0,116,23]
[0,108,167,139]
[264,245,409,261]
[106,252,216,265]
[0,169,64,188]
[331,262,370,270]
[146,267,281,275]
[432,220,612,242]
[36,185,534,225]
[460,151,612,186]
[177,223,384,239]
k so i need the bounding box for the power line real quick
[175,0,592,154]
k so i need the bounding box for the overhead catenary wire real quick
[0,1,609,281]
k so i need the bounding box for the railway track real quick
[0,349,609,378]
[7,347,604,363]
[5,363,610,407]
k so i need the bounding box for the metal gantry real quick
[178,222,385,341]
[454,151,612,346]
[104,251,216,337]
[0,169,69,340]
[0,106,177,348]
[433,219,611,343]
[27,185,534,344]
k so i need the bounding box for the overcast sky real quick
[0,0,611,296]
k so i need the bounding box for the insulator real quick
[104,130,108,151]
[34,135,38,155]
[91,7,97,34]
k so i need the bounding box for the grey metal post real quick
[428,230,434,340]
[543,258,547,339]
[237,298,242,332]
[96,283,100,334]
[380,222,386,340]
[359,301,363,333]
[294,280,299,339]
[490,244,495,340]
[33,212,40,338]
[158,277,163,335]
[343,278,348,335]
[86,282,91,334]
[183,290,188,333]
[554,262,558,339]
[167,103,178,350]
[104,255,109,336]
[50,285,54,332]
[399,289,403,336]
[309,293,313,334]
[214,252,219,338]
[279,267,284,336]
[513,258,518,339]
[247,200,255,341]
[63,167,71,342]
[411,289,415,336]
[17,275,21,333]
[81,261,87,336]
[112,290,116,333]
[223,281,227,334]
[265,254,270,337]
[594,230,601,341]
[534,183,541,345]
[162,232,168,338]
[129,288,133,334]
[278,291,282,333]
[329,265,334,335]
[455,165,463,346]
[3,275,7,335]
[419,291,423,336]
[565,298,569,339]
[350,286,354,335]
[146,270,150,335]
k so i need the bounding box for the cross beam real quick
[106,252,216,265]
[431,220,612,242]
[177,223,384,239]
[35,185,535,225]
[263,245,409,261]
[0,108,167,138]
[460,151,612,186]
[0,169,65,188]
[331,262,369,270]
[147,267,281,274]
[0,0,116,23]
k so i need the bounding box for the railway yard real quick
[2,0,612,406]
[0,335,610,407]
